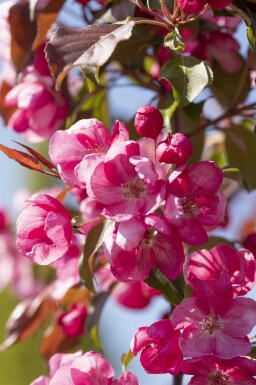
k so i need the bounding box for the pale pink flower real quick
[182,355,256,385]
[131,319,183,375]
[58,303,87,338]
[103,215,184,282]
[5,64,69,142]
[30,351,140,385]
[17,194,73,265]
[164,161,226,245]
[86,140,164,222]
[171,276,256,359]
[49,119,128,187]
[187,243,256,296]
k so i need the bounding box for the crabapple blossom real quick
[164,161,227,245]
[49,119,128,187]
[131,319,183,374]
[182,355,256,385]
[134,105,164,139]
[16,194,73,265]
[58,303,87,338]
[5,63,69,142]
[103,215,184,281]
[84,140,164,222]
[178,0,232,15]
[243,232,256,258]
[156,133,193,165]
[30,351,140,385]
[184,30,241,73]
[171,276,256,359]
[186,243,256,296]
[96,264,160,308]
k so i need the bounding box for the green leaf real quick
[223,167,242,183]
[225,125,256,190]
[81,66,99,92]
[79,220,115,292]
[164,28,184,54]
[145,268,184,306]
[121,350,134,371]
[248,25,256,50]
[233,0,256,50]
[249,346,256,358]
[159,56,213,107]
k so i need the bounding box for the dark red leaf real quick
[13,141,56,171]
[45,22,134,88]
[0,144,44,173]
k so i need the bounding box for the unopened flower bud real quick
[58,303,87,338]
[134,105,163,139]
[156,133,192,165]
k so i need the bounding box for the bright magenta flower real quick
[103,215,184,281]
[156,133,193,165]
[49,119,128,187]
[58,303,87,338]
[131,319,183,375]
[182,355,256,385]
[86,140,164,222]
[172,276,256,359]
[31,351,140,385]
[164,161,226,245]
[134,105,164,139]
[178,0,232,15]
[187,243,256,296]
[17,194,73,265]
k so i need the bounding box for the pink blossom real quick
[171,277,256,359]
[134,106,164,139]
[58,303,87,338]
[156,133,193,165]
[131,319,183,374]
[30,351,140,385]
[178,0,232,15]
[103,215,184,282]
[17,194,73,265]
[184,30,241,73]
[186,243,256,296]
[243,232,256,258]
[164,161,226,245]
[182,355,256,385]
[5,63,69,142]
[49,119,128,187]
[50,236,81,300]
[96,265,160,308]
[85,140,164,222]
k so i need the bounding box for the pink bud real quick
[58,304,87,338]
[134,106,163,139]
[156,133,192,165]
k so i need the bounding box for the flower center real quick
[181,197,198,217]
[122,177,145,199]
[208,370,230,385]
[200,315,220,335]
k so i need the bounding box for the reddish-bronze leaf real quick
[59,284,92,308]
[0,294,56,351]
[0,81,16,124]
[56,185,73,204]
[13,141,56,171]
[0,144,46,173]
[40,323,79,359]
[9,3,37,70]
[32,0,65,51]
[45,22,134,88]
